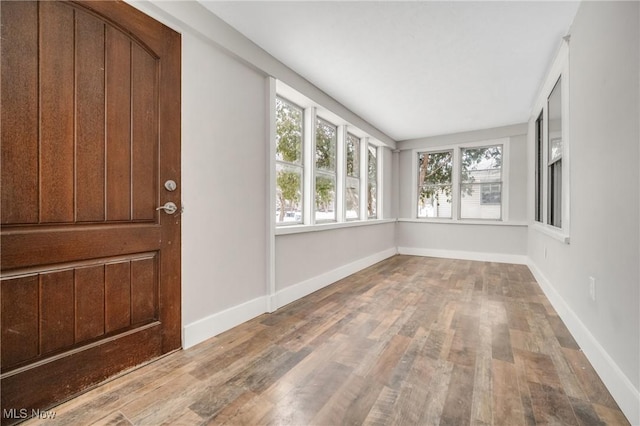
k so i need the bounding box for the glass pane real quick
[460,183,502,219]
[548,77,562,163]
[345,176,360,220]
[316,118,337,172]
[418,185,452,218]
[548,160,562,227]
[276,163,302,224]
[275,97,303,165]
[346,133,360,178]
[535,112,543,222]
[418,151,452,186]
[461,146,502,183]
[315,174,336,222]
[368,146,377,218]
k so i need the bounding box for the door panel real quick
[0,1,181,422]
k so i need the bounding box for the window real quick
[275,97,303,224]
[415,139,508,221]
[534,112,543,222]
[314,118,337,222]
[547,77,562,228]
[345,133,360,220]
[417,150,453,218]
[460,145,503,219]
[274,84,383,228]
[530,40,569,240]
[367,145,378,218]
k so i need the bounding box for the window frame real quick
[273,82,385,230]
[367,144,379,219]
[275,96,305,226]
[459,144,504,220]
[314,116,338,223]
[529,40,570,243]
[416,149,454,219]
[345,132,361,221]
[412,138,510,222]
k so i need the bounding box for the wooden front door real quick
[0,0,181,421]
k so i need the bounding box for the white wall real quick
[180,33,268,326]
[527,2,639,423]
[395,124,529,262]
[275,222,396,307]
[274,147,397,307]
[124,2,638,420]
[126,0,398,349]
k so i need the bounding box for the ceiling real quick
[200,1,580,141]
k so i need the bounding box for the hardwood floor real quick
[23,255,629,425]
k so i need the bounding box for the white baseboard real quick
[182,246,397,349]
[182,295,267,349]
[527,261,640,425]
[397,246,528,265]
[274,247,397,309]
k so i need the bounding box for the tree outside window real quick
[275,97,303,224]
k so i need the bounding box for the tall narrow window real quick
[275,97,303,224]
[345,133,360,220]
[460,145,503,220]
[367,145,378,218]
[535,111,543,222]
[417,150,453,218]
[315,118,337,222]
[547,77,562,228]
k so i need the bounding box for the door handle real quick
[156,202,178,215]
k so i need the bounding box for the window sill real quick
[530,221,570,244]
[397,218,528,227]
[276,218,396,236]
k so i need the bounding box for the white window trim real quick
[529,39,570,244]
[274,81,385,230]
[411,137,510,223]
[314,115,339,224]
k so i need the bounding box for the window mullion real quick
[304,107,316,226]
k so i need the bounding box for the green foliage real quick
[276,98,302,164]
[315,175,335,212]
[346,135,359,177]
[315,119,336,171]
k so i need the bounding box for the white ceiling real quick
[200,1,580,141]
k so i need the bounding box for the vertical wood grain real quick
[75,265,105,342]
[105,27,132,221]
[75,10,106,222]
[131,257,156,324]
[105,261,132,333]
[1,276,39,368]
[40,270,75,354]
[0,1,39,224]
[39,1,75,223]
[131,45,157,221]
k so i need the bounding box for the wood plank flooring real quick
[22,255,630,425]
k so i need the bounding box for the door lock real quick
[156,202,178,215]
[164,180,177,191]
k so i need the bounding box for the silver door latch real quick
[156,202,178,215]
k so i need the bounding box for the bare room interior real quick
[0,0,638,425]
